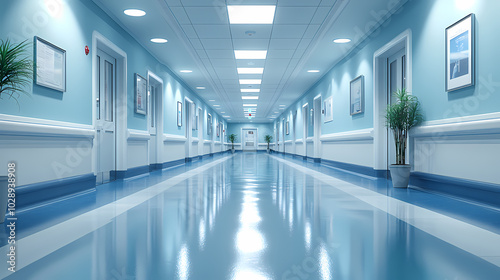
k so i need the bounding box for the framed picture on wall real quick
[216,122,220,137]
[207,113,212,135]
[177,101,182,127]
[350,75,364,115]
[324,96,333,123]
[446,13,475,92]
[135,74,147,115]
[286,120,289,135]
[34,37,66,92]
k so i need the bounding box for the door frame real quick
[313,94,322,159]
[302,103,309,157]
[147,70,164,167]
[92,31,127,176]
[241,128,258,151]
[373,29,412,171]
[184,97,194,159]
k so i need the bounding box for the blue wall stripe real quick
[17,173,96,210]
[410,172,500,207]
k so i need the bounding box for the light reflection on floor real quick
[1,152,500,279]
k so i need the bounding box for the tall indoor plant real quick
[228,134,237,154]
[0,39,34,223]
[265,135,273,153]
[385,88,423,188]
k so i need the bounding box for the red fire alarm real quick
[85,46,89,55]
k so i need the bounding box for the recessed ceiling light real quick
[124,9,146,17]
[242,96,259,100]
[333,38,351,44]
[307,70,320,73]
[274,111,279,113]
[241,89,260,93]
[237,68,264,74]
[214,105,220,107]
[279,104,286,107]
[235,50,267,60]
[240,79,261,85]
[180,70,192,73]
[196,86,206,90]
[209,100,216,102]
[221,112,226,114]
[224,116,231,118]
[227,6,276,24]
[150,38,168,43]
[243,104,258,107]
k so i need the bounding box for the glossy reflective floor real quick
[2,152,500,279]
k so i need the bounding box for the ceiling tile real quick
[213,67,238,79]
[320,0,338,6]
[311,7,332,24]
[232,39,270,50]
[181,25,198,38]
[177,0,221,6]
[230,25,273,39]
[271,25,308,39]
[297,38,312,49]
[164,0,182,7]
[169,7,191,24]
[277,0,321,6]
[206,49,235,59]
[292,48,306,59]
[267,49,295,59]
[274,7,316,24]
[189,38,204,49]
[201,39,233,50]
[196,49,208,58]
[269,39,300,50]
[193,25,231,39]
[210,58,237,67]
[184,7,229,25]
[227,0,277,4]
[303,25,321,38]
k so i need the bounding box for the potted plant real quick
[385,88,423,188]
[0,39,34,222]
[265,135,273,153]
[228,134,237,154]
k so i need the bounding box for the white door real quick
[148,80,159,166]
[198,108,203,155]
[96,50,116,185]
[243,129,257,151]
[387,49,407,167]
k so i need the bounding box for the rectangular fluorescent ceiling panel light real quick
[234,50,267,60]
[243,104,258,107]
[242,96,259,100]
[237,68,264,74]
[228,6,276,24]
[241,89,260,93]
[239,79,261,85]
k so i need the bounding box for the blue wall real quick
[226,122,274,144]
[275,0,500,135]
[0,0,225,135]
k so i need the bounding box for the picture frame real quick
[207,113,212,135]
[34,37,66,92]
[135,74,147,115]
[177,101,182,127]
[286,120,290,135]
[446,13,475,92]
[324,96,333,123]
[350,75,364,115]
[216,122,220,137]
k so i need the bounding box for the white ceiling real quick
[92,0,407,123]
